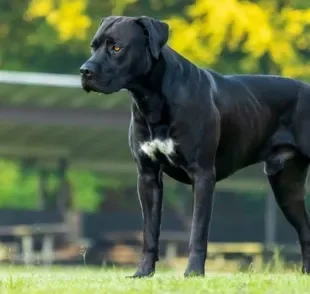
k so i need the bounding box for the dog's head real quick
[80,16,169,94]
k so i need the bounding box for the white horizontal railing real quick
[0,70,81,88]
[0,70,129,93]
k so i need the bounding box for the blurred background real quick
[0,0,310,272]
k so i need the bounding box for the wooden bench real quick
[0,223,69,265]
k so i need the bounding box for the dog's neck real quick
[127,46,199,126]
[127,54,166,125]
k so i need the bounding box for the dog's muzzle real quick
[80,77,91,93]
[80,63,94,92]
[80,62,112,93]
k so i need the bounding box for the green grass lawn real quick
[0,266,310,294]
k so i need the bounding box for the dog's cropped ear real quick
[100,17,106,26]
[136,16,169,59]
[99,16,118,28]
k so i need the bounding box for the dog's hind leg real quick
[267,152,310,273]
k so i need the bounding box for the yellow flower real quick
[26,0,53,19]
[26,0,91,41]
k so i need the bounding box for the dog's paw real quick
[302,262,310,274]
[184,269,205,278]
[126,271,154,279]
[184,253,206,278]
[127,253,156,279]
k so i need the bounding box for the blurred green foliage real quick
[0,160,39,208]
[2,0,310,79]
[0,0,192,73]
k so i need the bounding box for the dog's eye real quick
[112,45,121,52]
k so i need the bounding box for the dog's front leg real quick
[184,167,216,277]
[129,167,163,278]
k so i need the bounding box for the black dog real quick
[80,16,310,277]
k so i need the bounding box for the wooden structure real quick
[0,221,89,265]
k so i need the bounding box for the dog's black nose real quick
[80,63,94,78]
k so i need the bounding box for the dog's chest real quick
[139,138,177,164]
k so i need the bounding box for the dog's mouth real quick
[81,77,111,94]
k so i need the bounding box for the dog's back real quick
[225,74,301,109]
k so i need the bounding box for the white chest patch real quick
[140,138,176,163]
